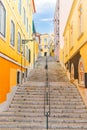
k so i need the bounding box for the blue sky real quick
[33,0,56,34]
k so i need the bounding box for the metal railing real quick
[44,55,50,129]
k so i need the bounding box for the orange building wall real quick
[0,57,24,103]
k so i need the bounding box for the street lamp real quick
[22,35,36,82]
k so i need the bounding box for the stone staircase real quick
[49,82,87,129]
[0,85,46,129]
[0,57,87,129]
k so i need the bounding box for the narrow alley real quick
[0,57,87,130]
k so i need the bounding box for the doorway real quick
[17,71,20,84]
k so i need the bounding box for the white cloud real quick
[34,0,56,13]
[40,18,53,22]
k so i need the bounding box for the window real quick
[44,38,47,43]
[10,20,15,46]
[0,1,6,37]
[27,18,28,32]
[26,45,29,60]
[70,23,73,48]
[22,43,25,56]
[65,38,68,56]
[29,3,31,15]
[18,32,21,52]
[78,4,83,36]
[26,0,28,7]
[18,0,21,14]
[23,7,26,25]
[28,25,31,37]
[23,8,25,24]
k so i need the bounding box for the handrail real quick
[44,55,51,129]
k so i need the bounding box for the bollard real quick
[45,64,48,70]
[46,112,49,129]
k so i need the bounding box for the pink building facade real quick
[54,0,60,61]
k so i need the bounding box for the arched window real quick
[78,58,85,86]
[0,1,6,37]
[18,32,21,52]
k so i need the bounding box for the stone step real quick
[9,104,85,109]
[50,102,84,105]
[50,113,87,118]
[1,111,87,118]
[11,99,83,104]
[12,96,43,98]
[18,85,76,89]
[10,102,84,108]
[12,98,44,101]
[0,122,46,129]
[50,89,78,92]
[48,117,87,123]
[11,101,44,105]
[16,90,45,93]
[9,105,44,109]
[0,112,44,117]
[15,91,44,94]
[12,97,82,102]
[1,116,87,124]
[7,108,44,113]
[1,118,87,129]
[48,122,87,129]
[50,109,87,113]
[0,128,52,130]
[50,94,80,97]
[15,93,44,96]
[8,107,86,113]
[51,87,78,90]
[14,94,81,99]
[16,92,80,97]
[17,88,78,92]
[0,116,45,122]
[17,87,77,90]
[51,105,85,109]
[14,92,81,97]
[15,91,80,97]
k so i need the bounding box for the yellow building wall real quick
[0,0,34,103]
[62,0,87,87]
[80,43,87,72]
[63,0,87,65]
